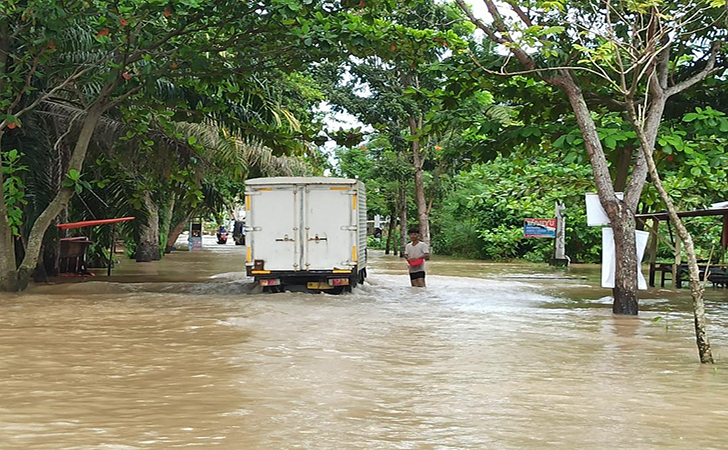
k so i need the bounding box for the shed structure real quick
[635,208,728,288]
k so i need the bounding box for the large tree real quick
[0,1,99,290]
[456,0,726,322]
[320,0,481,242]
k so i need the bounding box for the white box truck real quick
[244,177,367,293]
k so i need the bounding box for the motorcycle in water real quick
[216,228,229,244]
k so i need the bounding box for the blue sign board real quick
[524,218,556,238]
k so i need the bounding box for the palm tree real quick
[4,90,317,276]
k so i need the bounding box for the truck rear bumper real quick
[247,267,366,287]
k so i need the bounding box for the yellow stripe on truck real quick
[330,186,348,190]
[245,195,251,210]
[352,246,357,262]
[247,246,252,262]
[352,194,357,210]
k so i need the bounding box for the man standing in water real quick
[405,227,430,287]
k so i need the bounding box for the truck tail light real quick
[259,279,281,286]
[328,278,350,286]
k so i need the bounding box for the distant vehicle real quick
[245,177,367,293]
[232,220,245,245]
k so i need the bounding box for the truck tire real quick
[262,285,284,293]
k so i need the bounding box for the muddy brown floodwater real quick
[2,235,728,449]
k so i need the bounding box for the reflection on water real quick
[1,236,727,449]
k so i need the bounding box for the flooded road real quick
[2,237,728,449]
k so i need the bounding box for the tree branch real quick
[103,84,145,112]
[1,64,98,129]
[482,0,537,70]
[454,0,507,45]
[666,41,720,97]
[505,0,533,27]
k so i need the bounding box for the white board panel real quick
[586,192,624,226]
[601,227,649,290]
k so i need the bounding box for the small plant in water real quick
[652,314,669,331]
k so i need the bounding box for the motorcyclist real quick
[216,225,228,244]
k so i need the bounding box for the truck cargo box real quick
[245,177,367,292]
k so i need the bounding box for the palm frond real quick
[483,104,513,124]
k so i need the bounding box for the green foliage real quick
[334,143,409,218]
[329,127,366,148]
[643,106,728,212]
[431,154,601,262]
[1,149,27,236]
[61,169,93,194]
[367,234,386,250]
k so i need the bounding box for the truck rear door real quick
[303,185,355,270]
[249,187,300,271]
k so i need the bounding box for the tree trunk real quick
[611,207,639,314]
[398,183,407,257]
[0,131,19,291]
[412,143,430,243]
[162,194,176,254]
[166,210,195,253]
[631,105,714,363]
[408,117,430,243]
[557,72,642,314]
[0,29,18,291]
[136,191,160,262]
[385,206,396,255]
[15,106,105,289]
[613,146,633,192]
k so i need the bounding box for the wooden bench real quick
[654,263,727,288]
[708,270,728,288]
[59,237,92,274]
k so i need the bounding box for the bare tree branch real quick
[505,0,533,27]
[454,0,507,45]
[666,41,721,96]
[0,64,98,130]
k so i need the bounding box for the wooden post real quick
[554,202,567,262]
[108,223,116,277]
[549,202,569,266]
[648,219,659,287]
[722,214,728,264]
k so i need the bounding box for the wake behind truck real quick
[245,177,367,293]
